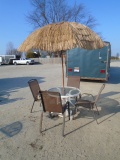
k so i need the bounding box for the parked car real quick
[13,58,34,65]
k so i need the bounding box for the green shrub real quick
[26,52,36,58]
[26,51,40,58]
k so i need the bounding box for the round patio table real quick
[48,86,80,99]
[48,86,81,119]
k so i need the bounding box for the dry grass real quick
[18,22,105,52]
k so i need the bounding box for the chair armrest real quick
[81,93,95,100]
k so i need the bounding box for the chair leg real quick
[62,112,65,137]
[75,96,77,101]
[91,104,99,124]
[40,101,42,107]
[40,111,43,133]
[67,102,70,120]
[31,101,35,113]
[94,103,99,115]
[79,94,81,99]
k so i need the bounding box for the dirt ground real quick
[0,61,120,160]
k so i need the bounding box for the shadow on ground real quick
[107,66,120,84]
[38,96,120,137]
[64,97,120,136]
[0,76,45,105]
[75,97,120,123]
[80,66,120,84]
[0,121,22,139]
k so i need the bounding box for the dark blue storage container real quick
[66,42,111,81]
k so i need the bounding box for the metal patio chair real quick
[39,91,70,136]
[67,76,81,100]
[28,79,41,113]
[75,83,105,116]
[67,76,80,89]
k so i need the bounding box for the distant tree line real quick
[111,55,120,60]
[6,42,41,58]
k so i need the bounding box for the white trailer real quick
[0,57,2,65]
[0,55,16,65]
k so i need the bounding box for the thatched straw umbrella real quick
[18,22,105,89]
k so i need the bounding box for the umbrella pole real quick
[61,53,64,93]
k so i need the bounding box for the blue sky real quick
[0,0,120,56]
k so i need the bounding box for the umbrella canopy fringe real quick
[18,22,105,52]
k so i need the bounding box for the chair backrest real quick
[28,79,41,101]
[40,91,63,113]
[67,76,80,89]
[95,83,105,103]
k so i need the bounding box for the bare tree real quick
[116,53,119,59]
[6,42,22,57]
[26,0,97,30]
[6,42,15,55]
